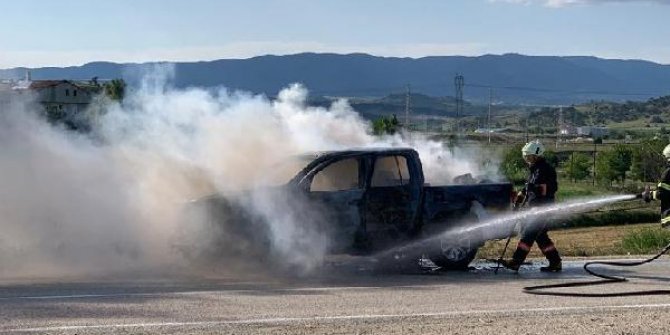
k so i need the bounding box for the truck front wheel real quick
[429,202,488,270]
[430,237,479,270]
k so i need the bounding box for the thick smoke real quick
[0,66,498,279]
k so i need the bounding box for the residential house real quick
[1,76,101,128]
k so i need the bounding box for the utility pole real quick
[591,102,596,126]
[593,141,597,186]
[454,74,464,135]
[571,151,575,183]
[557,106,563,149]
[404,84,411,129]
[524,116,529,142]
[488,88,493,144]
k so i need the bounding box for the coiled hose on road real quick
[523,241,670,297]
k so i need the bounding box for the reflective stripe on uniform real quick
[652,190,660,200]
[662,216,670,224]
[541,244,556,253]
[518,242,531,251]
[658,182,670,191]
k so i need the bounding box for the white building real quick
[559,125,576,135]
[474,127,509,133]
[577,126,609,138]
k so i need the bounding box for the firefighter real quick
[500,140,562,272]
[640,143,670,229]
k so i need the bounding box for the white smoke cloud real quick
[0,66,498,278]
[490,0,670,7]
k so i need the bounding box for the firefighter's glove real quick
[525,182,540,196]
[512,191,526,211]
[514,191,525,203]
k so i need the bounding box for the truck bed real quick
[423,183,513,222]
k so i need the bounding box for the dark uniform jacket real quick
[525,158,558,206]
[654,165,670,227]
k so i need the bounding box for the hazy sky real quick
[1,0,669,68]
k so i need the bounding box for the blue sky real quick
[1,0,668,68]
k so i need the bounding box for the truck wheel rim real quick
[440,240,469,261]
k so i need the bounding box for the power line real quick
[404,84,411,126]
[464,83,665,97]
[488,88,493,144]
[310,81,666,99]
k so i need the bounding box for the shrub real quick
[561,210,659,229]
[500,143,527,184]
[561,152,592,181]
[630,138,667,182]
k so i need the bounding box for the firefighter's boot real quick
[498,258,521,271]
[540,260,562,272]
[540,244,562,272]
[500,241,531,271]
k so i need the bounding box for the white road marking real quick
[0,284,458,301]
[5,303,670,332]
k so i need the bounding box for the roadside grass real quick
[477,223,668,258]
[620,227,670,254]
[561,209,659,229]
[556,181,612,200]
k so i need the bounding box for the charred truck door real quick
[364,153,422,250]
[301,156,365,253]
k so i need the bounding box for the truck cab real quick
[288,148,512,267]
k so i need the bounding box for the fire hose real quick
[523,241,670,297]
[521,194,670,297]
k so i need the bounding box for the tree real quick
[595,150,616,185]
[631,138,667,182]
[650,115,664,124]
[500,144,527,184]
[610,144,633,182]
[103,79,126,101]
[543,150,559,167]
[595,144,632,184]
[561,152,591,181]
[372,114,399,135]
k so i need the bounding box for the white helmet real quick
[522,140,545,157]
[663,144,670,160]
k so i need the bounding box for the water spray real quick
[371,194,638,270]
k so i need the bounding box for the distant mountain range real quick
[2,53,670,104]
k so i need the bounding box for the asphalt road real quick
[1,258,670,334]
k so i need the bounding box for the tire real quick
[429,202,488,270]
[430,238,479,270]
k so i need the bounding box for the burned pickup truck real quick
[189,148,512,269]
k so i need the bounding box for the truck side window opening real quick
[371,155,410,187]
[310,158,360,192]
